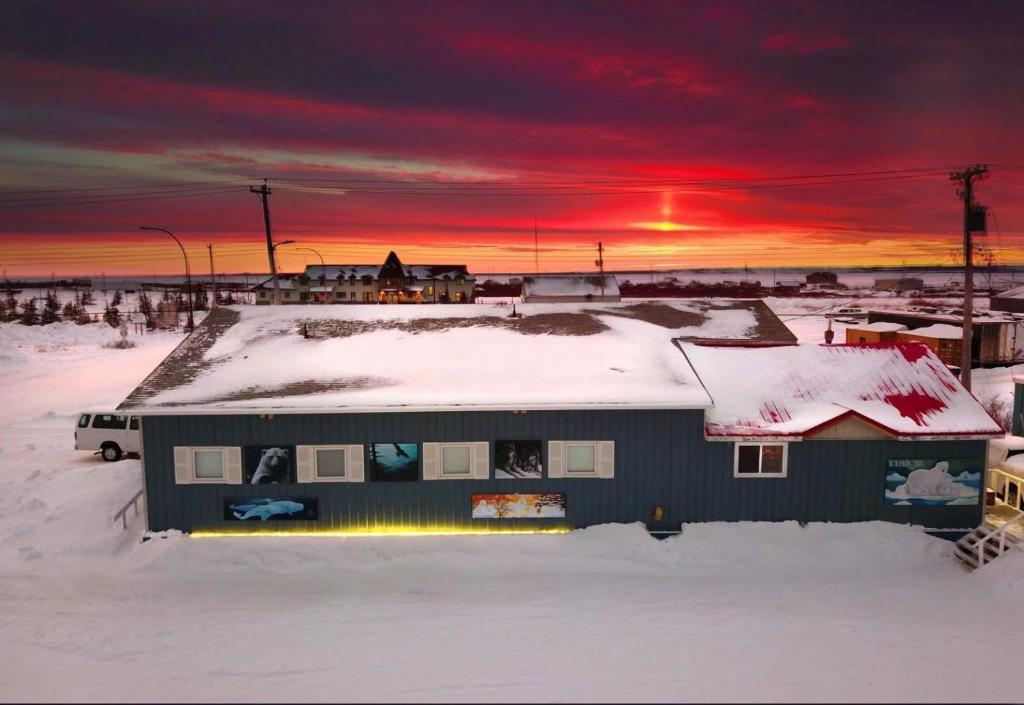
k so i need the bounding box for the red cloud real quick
[762,32,851,54]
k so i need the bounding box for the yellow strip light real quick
[190,526,572,539]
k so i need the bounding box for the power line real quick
[270,171,952,198]
[0,187,245,210]
[0,178,252,197]
[268,165,958,187]
[0,166,966,207]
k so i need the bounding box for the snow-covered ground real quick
[2,316,1024,702]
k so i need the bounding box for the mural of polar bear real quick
[903,461,957,498]
[250,447,291,484]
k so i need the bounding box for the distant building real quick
[773,280,804,294]
[874,277,924,293]
[806,271,838,286]
[990,285,1024,314]
[252,251,475,304]
[521,275,621,303]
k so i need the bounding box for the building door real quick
[1007,479,1020,510]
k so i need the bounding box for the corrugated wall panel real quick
[1014,382,1024,436]
[142,411,986,532]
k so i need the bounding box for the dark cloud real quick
[0,0,1021,273]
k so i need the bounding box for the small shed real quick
[521,275,620,303]
[773,280,804,294]
[897,324,963,366]
[846,322,907,344]
[154,301,179,330]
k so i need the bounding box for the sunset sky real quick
[1,1,1022,276]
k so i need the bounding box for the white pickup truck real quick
[74,412,141,461]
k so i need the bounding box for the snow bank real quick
[4,312,1024,703]
[0,320,123,355]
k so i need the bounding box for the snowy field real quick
[2,314,1024,702]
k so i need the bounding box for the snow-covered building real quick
[252,251,475,304]
[521,275,620,303]
[845,321,906,344]
[896,324,963,366]
[873,277,924,292]
[868,309,1024,367]
[120,303,999,536]
[990,285,1024,314]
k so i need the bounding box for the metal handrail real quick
[976,510,1024,565]
[114,488,144,530]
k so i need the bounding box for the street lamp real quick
[268,239,294,304]
[140,226,194,331]
[293,246,326,276]
[294,247,328,304]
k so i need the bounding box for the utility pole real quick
[595,241,605,299]
[250,179,280,305]
[207,244,217,308]
[950,164,988,391]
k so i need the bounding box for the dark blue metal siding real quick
[141,411,985,532]
[1014,381,1024,436]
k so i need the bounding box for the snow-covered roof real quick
[300,264,473,281]
[848,322,906,333]
[120,301,793,413]
[1002,454,1024,477]
[993,285,1024,300]
[303,265,379,279]
[404,265,473,280]
[252,276,300,290]
[681,342,1002,439]
[868,309,1019,324]
[991,435,1024,451]
[902,324,963,339]
[522,275,620,298]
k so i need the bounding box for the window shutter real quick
[296,445,314,483]
[173,447,191,485]
[548,441,565,478]
[225,447,243,485]
[597,441,615,479]
[472,442,490,480]
[346,445,364,482]
[422,442,440,480]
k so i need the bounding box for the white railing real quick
[114,488,144,530]
[975,510,1024,565]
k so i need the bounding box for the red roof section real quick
[682,342,1004,438]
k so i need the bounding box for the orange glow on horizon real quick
[4,229,1022,277]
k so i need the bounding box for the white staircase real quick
[953,511,1024,570]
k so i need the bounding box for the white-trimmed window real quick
[733,443,788,478]
[173,446,242,484]
[296,444,364,483]
[548,441,614,479]
[422,442,489,480]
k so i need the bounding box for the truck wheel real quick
[101,443,123,462]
